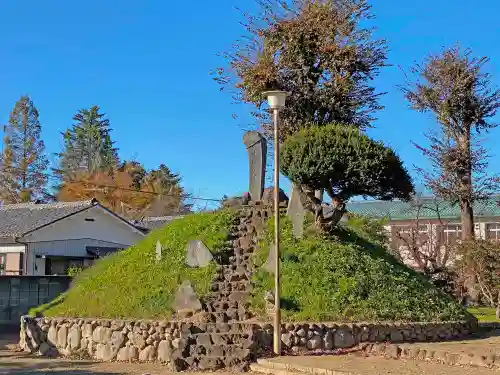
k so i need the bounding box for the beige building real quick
[347,197,500,271]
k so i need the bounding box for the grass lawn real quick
[34,210,237,319]
[468,307,499,322]
[252,215,470,322]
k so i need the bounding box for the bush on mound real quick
[38,210,237,319]
[252,215,470,322]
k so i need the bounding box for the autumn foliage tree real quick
[402,47,500,241]
[280,124,414,231]
[214,0,387,140]
[57,162,190,219]
[0,96,48,203]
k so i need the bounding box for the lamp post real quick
[263,90,287,356]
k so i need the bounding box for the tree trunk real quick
[298,185,345,232]
[460,199,475,241]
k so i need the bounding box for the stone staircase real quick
[172,322,260,371]
[182,204,271,370]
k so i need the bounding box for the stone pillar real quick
[287,184,305,238]
[243,131,267,202]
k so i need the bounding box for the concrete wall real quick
[0,276,71,324]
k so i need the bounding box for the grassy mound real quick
[34,209,469,322]
[252,215,470,322]
[38,210,237,319]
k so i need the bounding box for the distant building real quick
[347,197,500,270]
[0,199,145,276]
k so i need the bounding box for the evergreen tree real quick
[57,106,118,178]
[0,96,48,203]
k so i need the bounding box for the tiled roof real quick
[0,200,96,238]
[347,197,500,221]
[132,216,183,231]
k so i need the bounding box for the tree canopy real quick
[402,46,500,241]
[0,95,48,203]
[214,0,387,140]
[57,106,118,178]
[57,161,191,219]
[280,124,414,229]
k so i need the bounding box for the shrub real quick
[280,124,414,231]
[456,240,500,316]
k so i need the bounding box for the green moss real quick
[252,215,470,322]
[42,210,237,319]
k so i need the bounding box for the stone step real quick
[198,310,252,323]
[188,344,252,358]
[210,281,252,292]
[186,322,263,334]
[204,300,250,312]
[180,354,252,371]
[209,290,252,301]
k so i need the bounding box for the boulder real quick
[334,328,355,348]
[158,339,173,362]
[186,240,213,268]
[139,345,157,361]
[116,345,138,362]
[173,281,202,312]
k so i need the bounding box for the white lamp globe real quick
[263,90,287,109]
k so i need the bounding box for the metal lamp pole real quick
[263,90,287,356]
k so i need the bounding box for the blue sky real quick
[0,1,498,208]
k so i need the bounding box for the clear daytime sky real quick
[0,1,498,208]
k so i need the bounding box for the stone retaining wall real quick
[20,316,477,370]
[278,320,477,354]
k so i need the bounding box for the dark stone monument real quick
[243,131,267,202]
[287,184,305,238]
[186,240,213,268]
[173,281,202,312]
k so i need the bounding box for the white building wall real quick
[20,205,144,275]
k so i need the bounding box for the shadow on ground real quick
[0,359,121,375]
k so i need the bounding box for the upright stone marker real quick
[263,243,276,274]
[243,131,267,202]
[174,281,202,312]
[155,241,162,262]
[186,240,213,268]
[287,184,305,238]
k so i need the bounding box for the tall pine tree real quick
[0,95,49,203]
[57,106,118,178]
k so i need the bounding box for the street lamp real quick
[263,90,287,356]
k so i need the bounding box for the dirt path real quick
[271,354,499,375]
[0,350,223,375]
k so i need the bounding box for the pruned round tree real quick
[280,124,414,230]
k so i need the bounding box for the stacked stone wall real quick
[20,316,476,368]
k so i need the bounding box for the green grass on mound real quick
[38,210,237,319]
[252,215,470,323]
[468,307,499,322]
[35,209,470,323]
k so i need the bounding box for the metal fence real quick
[0,276,72,324]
